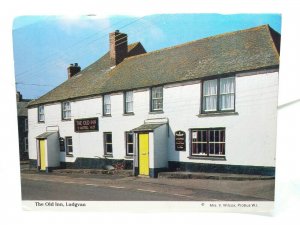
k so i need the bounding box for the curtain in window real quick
[63,102,71,119]
[203,79,217,111]
[220,77,234,110]
[152,87,163,110]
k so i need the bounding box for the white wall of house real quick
[153,124,168,169]
[28,70,278,168]
[46,133,60,168]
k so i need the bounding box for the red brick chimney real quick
[67,63,81,79]
[109,30,128,67]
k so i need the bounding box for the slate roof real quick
[36,131,57,139]
[131,123,166,132]
[28,25,280,107]
[17,101,30,116]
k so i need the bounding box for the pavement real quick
[21,164,275,181]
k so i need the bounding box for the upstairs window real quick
[202,77,235,113]
[151,86,163,111]
[124,91,133,114]
[62,101,71,120]
[24,118,28,131]
[38,105,44,122]
[103,95,111,116]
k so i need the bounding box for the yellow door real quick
[139,133,149,176]
[39,140,46,171]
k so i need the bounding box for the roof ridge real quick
[123,24,270,61]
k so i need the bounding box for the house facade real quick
[27,25,280,177]
[17,92,31,160]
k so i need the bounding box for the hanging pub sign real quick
[74,117,99,132]
[175,130,186,151]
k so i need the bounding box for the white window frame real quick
[62,101,71,120]
[65,136,73,155]
[38,105,44,122]
[104,132,113,155]
[191,128,225,157]
[103,95,111,116]
[151,86,163,111]
[124,91,134,114]
[24,137,28,152]
[202,77,235,113]
[125,132,134,156]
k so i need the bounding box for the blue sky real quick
[12,14,281,99]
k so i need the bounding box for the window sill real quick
[66,154,74,157]
[103,154,113,158]
[123,113,135,116]
[198,112,238,117]
[188,156,226,161]
[62,119,71,121]
[149,110,164,114]
[102,115,112,117]
[124,155,133,159]
[38,121,45,124]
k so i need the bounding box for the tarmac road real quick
[21,172,274,201]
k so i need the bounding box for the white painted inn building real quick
[27,25,280,177]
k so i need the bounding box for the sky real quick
[12,14,281,100]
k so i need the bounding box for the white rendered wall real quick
[46,133,60,168]
[153,124,168,168]
[28,70,278,168]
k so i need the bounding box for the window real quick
[24,137,28,152]
[24,118,28,131]
[65,137,73,155]
[125,132,134,156]
[38,105,44,122]
[124,91,133,114]
[62,101,71,120]
[202,77,235,113]
[151,86,163,111]
[104,132,113,155]
[191,128,225,157]
[103,95,111,116]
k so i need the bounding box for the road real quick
[21,172,274,201]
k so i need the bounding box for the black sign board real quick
[175,130,186,151]
[74,117,99,132]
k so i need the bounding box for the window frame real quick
[201,76,235,114]
[62,101,71,120]
[150,86,164,112]
[37,105,45,123]
[103,132,113,155]
[124,91,134,114]
[24,118,28,131]
[65,136,73,156]
[190,128,226,158]
[125,131,134,156]
[103,94,111,116]
[24,137,28,152]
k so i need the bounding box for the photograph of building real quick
[13,14,281,203]
[25,24,280,178]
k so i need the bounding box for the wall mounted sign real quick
[74,117,99,132]
[175,130,186,151]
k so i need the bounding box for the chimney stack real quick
[16,91,22,102]
[67,63,81,79]
[109,30,128,67]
